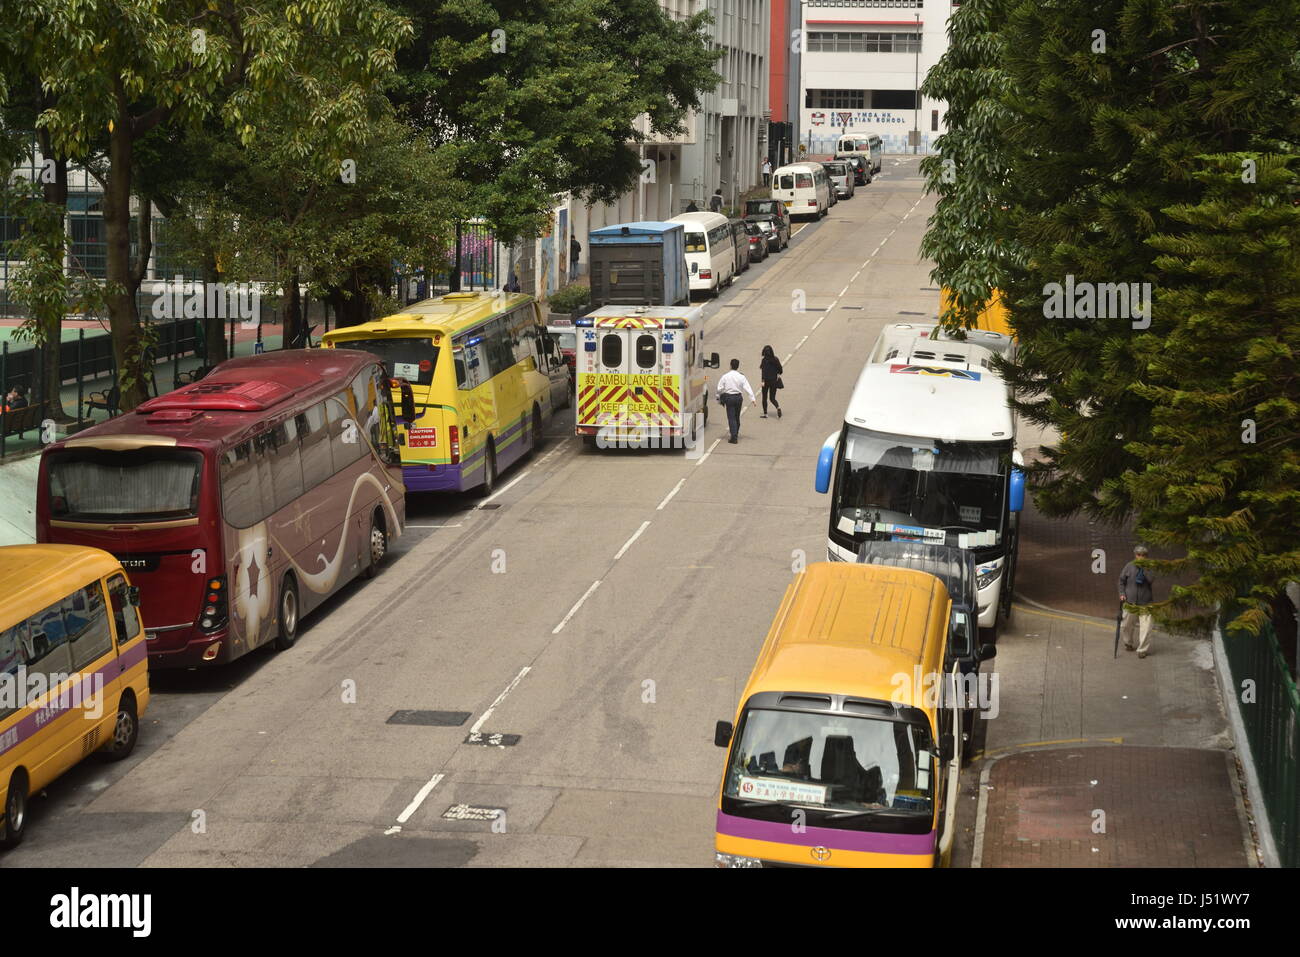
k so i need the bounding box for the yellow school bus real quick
[323,292,570,495]
[1,545,150,848]
[713,562,966,868]
[940,286,1012,337]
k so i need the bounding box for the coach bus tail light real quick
[200,576,228,632]
[448,426,461,465]
[814,432,838,494]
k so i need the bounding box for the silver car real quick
[823,161,855,200]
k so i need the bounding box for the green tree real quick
[27,0,411,409]
[1128,155,1300,634]
[388,0,721,244]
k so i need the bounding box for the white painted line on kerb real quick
[470,666,532,734]
[615,520,652,558]
[475,470,529,508]
[407,524,463,529]
[695,437,722,467]
[553,581,602,634]
[396,772,445,825]
[657,478,686,511]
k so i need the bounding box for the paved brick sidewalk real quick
[975,745,1251,867]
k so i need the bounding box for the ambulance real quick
[570,305,720,449]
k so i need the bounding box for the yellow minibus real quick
[323,292,570,495]
[1,545,150,848]
[714,561,978,868]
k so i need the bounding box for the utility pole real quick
[913,12,921,155]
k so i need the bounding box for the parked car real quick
[728,219,750,275]
[836,153,872,186]
[823,161,856,199]
[745,214,789,253]
[743,221,769,263]
[744,199,790,233]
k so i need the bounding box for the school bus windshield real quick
[723,708,934,816]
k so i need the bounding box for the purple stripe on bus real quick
[715,810,936,856]
[0,637,147,758]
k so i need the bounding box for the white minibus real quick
[670,212,736,297]
[771,163,831,220]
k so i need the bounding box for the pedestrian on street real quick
[1119,544,1156,658]
[4,385,29,412]
[709,189,723,214]
[759,345,783,418]
[715,358,756,444]
[762,157,772,187]
[685,199,699,212]
[570,235,581,280]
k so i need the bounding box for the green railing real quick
[1221,607,1299,867]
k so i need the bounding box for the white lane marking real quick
[812,316,825,331]
[384,826,401,835]
[851,271,861,281]
[552,581,602,634]
[535,439,572,466]
[615,520,652,558]
[784,353,794,363]
[696,437,722,467]
[839,284,849,297]
[475,470,529,508]
[396,773,445,824]
[407,524,463,529]
[873,245,883,256]
[657,479,686,511]
[470,666,532,734]
[796,335,809,348]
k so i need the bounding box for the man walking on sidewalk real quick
[1119,545,1156,658]
[715,358,756,444]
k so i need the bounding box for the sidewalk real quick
[950,496,1259,867]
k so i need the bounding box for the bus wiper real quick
[824,807,924,820]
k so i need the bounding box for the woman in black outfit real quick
[759,344,782,418]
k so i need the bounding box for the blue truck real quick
[587,222,690,308]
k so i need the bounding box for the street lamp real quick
[912,11,921,155]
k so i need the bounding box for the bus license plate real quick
[783,201,792,208]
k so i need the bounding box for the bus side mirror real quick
[704,352,720,368]
[1009,467,1025,513]
[977,643,997,661]
[814,431,838,493]
[392,379,416,423]
[939,733,955,764]
[714,720,733,748]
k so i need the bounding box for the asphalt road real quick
[7,156,944,868]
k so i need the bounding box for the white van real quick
[835,133,883,173]
[670,212,736,297]
[771,163,831,220]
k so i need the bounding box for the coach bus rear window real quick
[340,337,439,387]
[47,448,203,523]
[684,232,707,253]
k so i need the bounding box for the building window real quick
[807,89,867,110]
[872,89,921,110]
[932,109,939,131]
[806,31,921,54]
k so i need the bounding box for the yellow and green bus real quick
[322,292,570,494]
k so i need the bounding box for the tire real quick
[702,395,709,428]
[2,772,27,848]
[272,575,299,651]
[363,510,387,580]
[531,405,544,452]
[101,695,139,761]
[687,409,698,447]
[581,434,596,450]
[477,441,497,497]
[961,707,978,766]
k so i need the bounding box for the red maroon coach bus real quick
[36,350,407,668]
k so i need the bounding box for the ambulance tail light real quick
[449,425,461,464]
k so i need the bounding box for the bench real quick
[174,365,213,389]
[1,401,50,439]
[84,385,120,419]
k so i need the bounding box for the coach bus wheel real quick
[364,511,387,579]
[101,694,139,762]
[273,576,300,651]
[1,771,27,848]
[478,442,497,497]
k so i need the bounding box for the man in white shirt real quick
[715,358,756,443]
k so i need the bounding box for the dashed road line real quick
[476,470,530,508]
[695,437,722,467]
[553,580,602,634]
[470,666,532,733]
[657,479,686,511]
[614,520,652,559]
[395,772,445,827]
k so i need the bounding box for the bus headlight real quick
[977,566,1002,590]
[715,852,763,868]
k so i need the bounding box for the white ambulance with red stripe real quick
[570,305,720,449]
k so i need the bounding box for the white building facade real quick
[798,0,952,155]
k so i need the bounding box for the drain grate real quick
[477,503,502,510]
[465,731,521,747]
[386,710,470,726]
[898,310,926,315]
[841,306,863,311]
